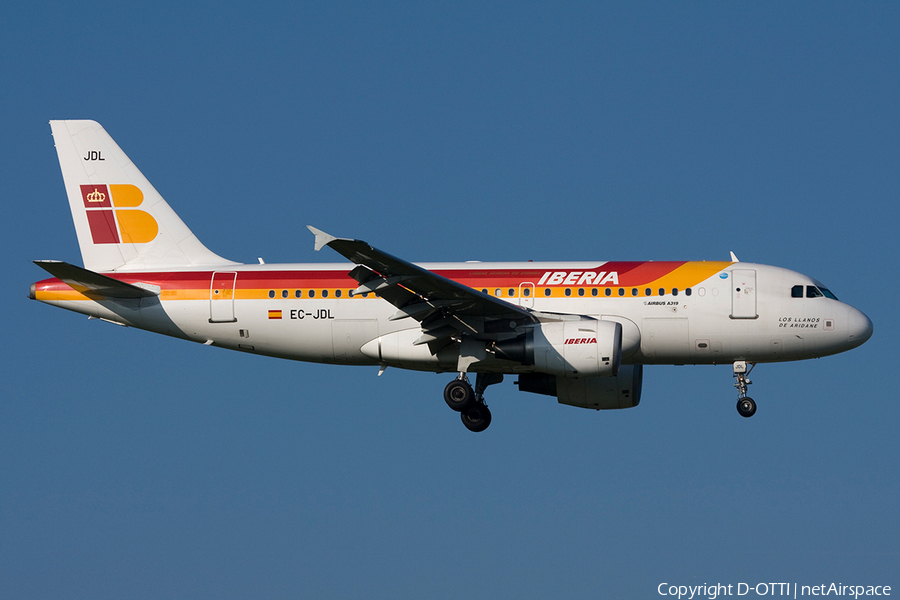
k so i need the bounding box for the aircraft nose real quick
[847,307,873,348]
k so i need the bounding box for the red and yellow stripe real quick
[31,261,734,303]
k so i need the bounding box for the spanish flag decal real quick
[268,310,282,320]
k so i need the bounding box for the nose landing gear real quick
[737,397,757,417]
[733,361,757,418]
[443,372,502,432]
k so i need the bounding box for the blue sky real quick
[3,2,897,598]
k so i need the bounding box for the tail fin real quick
[50,120,237,272]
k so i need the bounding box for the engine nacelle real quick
[495,319,622,377]
[516,364,643,410]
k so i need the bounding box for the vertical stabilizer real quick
[50,120,237,271]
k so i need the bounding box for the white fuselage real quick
[33,260,872,373]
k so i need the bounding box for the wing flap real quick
[388,299,461,321]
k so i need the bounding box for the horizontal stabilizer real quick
[34,260,159,298]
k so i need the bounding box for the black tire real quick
[461,403,492,432]
[737,397,757,418]
[444,379,475,412]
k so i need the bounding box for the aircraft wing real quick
[308,227,538,347]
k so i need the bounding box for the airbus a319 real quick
[30,121,873,432]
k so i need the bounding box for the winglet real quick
[730,251,739,262]
[307,226,337,252]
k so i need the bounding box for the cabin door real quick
[210,271,238,323]
[730,269,758,319]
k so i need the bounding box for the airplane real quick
[30,120,874,432]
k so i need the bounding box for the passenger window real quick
[791,285,804,298]
[565,288,572,297]
[578,288,585,297]
[544,288,551,297]
[605,288,611,296]
[591,288,598,296]
[659,288,665,296]
[672,288,679,296]
[685,288,692,296]
[806,286,823,298]
[295,290,302,298]
[645,288,651,296]
[508,288,515,297]
[631,288,638,296]
[523,288,531,297]
[309,290,316,298]
[322,290,329,298]
[618,288,624,296]
[335,290,342,298]
[495,289,502,297]
[282,290,288,298]
[268,290,275,298]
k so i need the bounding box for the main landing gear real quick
[733,361,757,418]
[443,373,503,432]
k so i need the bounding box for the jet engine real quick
[516,364,643,410]
[494,319,622,377]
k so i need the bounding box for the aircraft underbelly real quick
[640,317,689,360]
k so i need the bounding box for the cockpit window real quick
[792,284,838,300]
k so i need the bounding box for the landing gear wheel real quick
[737,397,757,418]
[461,403,492,432]
[444,379,475,412]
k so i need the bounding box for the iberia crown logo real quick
[86,189,106,203]
[79,184,159,244]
